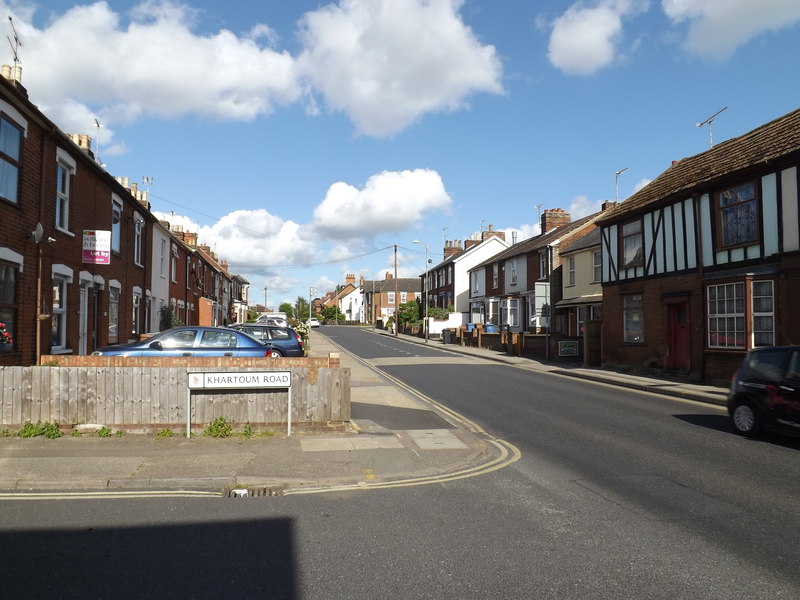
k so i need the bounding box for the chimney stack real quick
[541,208,571,233]
[443,239,464,259]
[345,274,355,285]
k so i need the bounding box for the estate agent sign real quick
[82,230,111,264]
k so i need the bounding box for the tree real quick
[321,305,345,322]
[279,302,294,320]
[398,300,421,325]
[294,296,310,322]
[159,306,183,331]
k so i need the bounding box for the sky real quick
[6,0,800,308]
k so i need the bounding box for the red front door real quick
[666,302,690,371]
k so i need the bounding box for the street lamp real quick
[615,167,628,203]
[413,240,429,343]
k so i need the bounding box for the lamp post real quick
[413,240,429,343]
[615,167,628,203]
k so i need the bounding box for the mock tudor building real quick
[598,107,800,383]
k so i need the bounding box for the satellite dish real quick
[32,222,43,243]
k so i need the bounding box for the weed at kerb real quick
[204,416,233,438]
[18,421,62,439]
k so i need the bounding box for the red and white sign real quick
[82,230,111,264]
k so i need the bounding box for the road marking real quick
[0,490,221,500]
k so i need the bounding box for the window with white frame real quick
[448,266,452,285]
[387,291,395,305]
[576,306,585,335]
[539,251,549,280]
[0,114,22,205]
[133,217,144,266]
[111,197,122,253]
[621,220,643,269]
[501,297,519,327]
[593,250,602,283]
[707,282,744,349]
[488,300,499,325]
[131,290,141,338]
[510,260,518,285]
[568,256,576,286]
[160,239,167,278]
[472,271,479,294]
[55,154,76,232]
[622,294,643,343]
[492,264,498,288]
[707,280,774,349]
[108,287,120,344]
[170,244,178,283]
[752,281,774,347]
[51,276,69,349]
[400,292,407,303]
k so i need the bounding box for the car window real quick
[270,328,291,340]
[201,330,237,347]
[747,350,788,383]
[787,351,800,379]
[159,330,197,348]
[243,327,269,340]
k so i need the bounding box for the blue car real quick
[91,326,272,358]
[228,324,305,357]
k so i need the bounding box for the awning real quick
[556,294,602,307]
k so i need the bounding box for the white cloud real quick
[154,208,314,271]
[661,0,800,60]
[18,1,299,136]
[296,0,503,136]
[311,169,452,239]
[546,1,647,76]
[3,0,503,143]
[568,195,604,218]
[633,177,652,193]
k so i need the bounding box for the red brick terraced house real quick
[469,209,603,353]
[597,108,800,384]
[0,66,244,365]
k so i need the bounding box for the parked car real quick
[91,326,272,358]
[307,317,320,328]
[256,314,289,327]
[229,324,304,357]
[727,346,800,437]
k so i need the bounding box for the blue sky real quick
[9,0,800,308]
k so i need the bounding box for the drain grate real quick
[227,486,285,498]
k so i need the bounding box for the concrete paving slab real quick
[406,429,469,450]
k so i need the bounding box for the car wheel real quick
[731,401,761,437]
[269,349,283,358]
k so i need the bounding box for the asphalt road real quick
[2,326,799,599]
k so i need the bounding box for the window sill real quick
[49,348,73,355]
[54,227,75,238]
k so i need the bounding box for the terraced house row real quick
[460,108,800,385]
[0,68,250,367]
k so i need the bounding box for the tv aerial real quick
[7,16,22,68]
[696,106,728,148]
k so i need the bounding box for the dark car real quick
[229,324,304,357]
[92,326,272,358]
[727,346,800,437]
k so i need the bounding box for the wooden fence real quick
[0,355,350,433]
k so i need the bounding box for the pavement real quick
[0,328,730,496]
